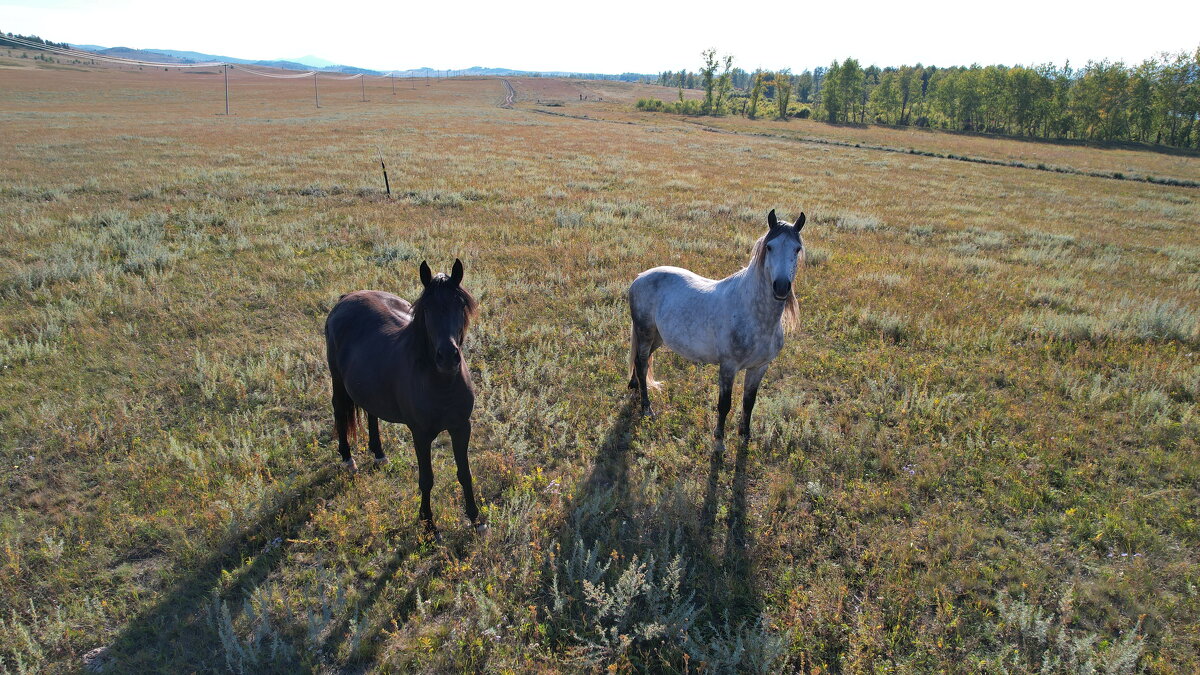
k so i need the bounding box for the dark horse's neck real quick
[402,306,435,361]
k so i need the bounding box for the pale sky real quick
[2,0,1197,74]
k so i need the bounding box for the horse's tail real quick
[326,311,360,446]
[331,372,360,443]
[628,324,660,390]
[628,325,638,389]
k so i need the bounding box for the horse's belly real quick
[653,299,724,364]
[660,333,720,365]
[342,376,408,425]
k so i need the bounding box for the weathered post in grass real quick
[313,71,320,108]
[391,73,395,95]
[361,74,366,102]
[377,148,391,198]
[223,63,229,115]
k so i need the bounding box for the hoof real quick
[421,521,441,543]
[341,459,359,473]
[473,520,490,535]
[641,405,656,418]
[373,456,389,467]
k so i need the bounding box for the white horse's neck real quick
[732,262,786,331]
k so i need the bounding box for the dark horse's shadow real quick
[97,467,349,673]
[328,528,467,671]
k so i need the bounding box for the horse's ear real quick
[767,209,778,229]
[419,260,432,287]
[796,212,806,231]
[450,258,464,286]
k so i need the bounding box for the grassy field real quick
[1,52,1198,673]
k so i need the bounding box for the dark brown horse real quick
[324,259,482,533]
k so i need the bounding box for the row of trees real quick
[819,54,1200,146]
[0,31,70,50]
[649,48,1200,148]
[644,50,806,119]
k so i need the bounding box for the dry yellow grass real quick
[1,53,1198,672]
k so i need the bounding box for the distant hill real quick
[62,42,650,81]
[68,44,376,74]
[81,47,197,64]
[386,65,650,82]
[287,55,337,68]
[139,48,254,64]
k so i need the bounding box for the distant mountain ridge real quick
[65,43,650,80]
[386,65,650,82]
[68,44,377,74]
[288,55,337,68]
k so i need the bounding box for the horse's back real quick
[325,290,412,367]
[327,290,411,335]
[630,266,735,364]
[629,266,717,308]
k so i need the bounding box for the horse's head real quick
[416,259,478,375]
[759,209,806,300]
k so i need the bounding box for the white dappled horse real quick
[627,209,806,439]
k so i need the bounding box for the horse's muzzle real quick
[772,279,792,300]
[435,345,461,374]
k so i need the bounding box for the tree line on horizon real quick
[645,48,1200,149]
[0,31,70,50]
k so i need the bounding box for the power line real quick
[4,34,419,113]
[231,64,315,79]
[3,34,221,68]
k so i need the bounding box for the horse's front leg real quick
[739,364,769,438]
[449,422,484,531]
[411,428,437,534]
[714,364,736,440]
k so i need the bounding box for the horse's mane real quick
[407,276,479,348]
[749,231,801,333]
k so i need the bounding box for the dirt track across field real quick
[500,78,515,108]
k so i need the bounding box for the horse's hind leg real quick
[330,373,357,471]
[367,414,387,464]
[630,320,661,417]
[449,423,483,530]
